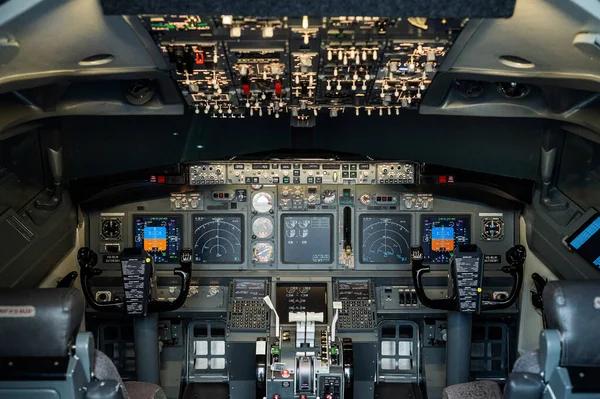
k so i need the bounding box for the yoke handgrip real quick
[77,247,192,314]
[411,246,458,311]
[481,245,525,311]
[78,247,124,312]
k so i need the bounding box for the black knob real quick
[506,245,526,266]
[77,247,98,268]
[410,246,424,261]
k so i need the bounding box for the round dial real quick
[359,193,372,205]
[482,218,504,240]
[252,192,273,213]
[252,217,274,239]
[101,219,122,239]
[253,242,274,263]
[321,190,336,204]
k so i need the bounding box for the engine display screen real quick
[275,283,328,324]
[422,215,471,263]
[360,215,411,263]
[566,213,600,270]
[193,215,243,264]
[133,215,182,263]
[281,214,333,264]
[232,279,267,300]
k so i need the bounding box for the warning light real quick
[242,83,251,95]
[281,369,290,378]
[438,175,447,184]
[157,176,166,184]
[195,51,205,65]
[146,258,152,263]
[275,81,282,95]
[149,176,157,183]
[477,287,482,293]
[219,193,224,198]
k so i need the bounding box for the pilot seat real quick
[443,280,600,399]
[0,288,166,399]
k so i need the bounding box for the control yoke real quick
[411,244,525,313]
[77,247,192,315]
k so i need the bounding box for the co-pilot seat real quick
[0,288,166,399]
[444,280,600,399]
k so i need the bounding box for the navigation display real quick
[422,215,471,263]
[133,215,182,263]
[282,214,333,264]
[336,280,371,301]
[276,283,328,323]
[566,213,600,270]
[193,215,243,264]
[232,279,267,300]
[360,215,411,263]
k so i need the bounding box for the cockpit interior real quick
[2,0,600,398]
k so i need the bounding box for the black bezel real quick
[132,214,183,264]
[192,213,245,264]
[565,212,600,268]
[359,214,412,264]
[280,213,334,264]
[420,214,472,263]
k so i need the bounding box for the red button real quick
[275,81,282,95]
[219,193,224,198]
[299,395,307,399]
[272,395,281,399]
[195,52,205,64]
[438,175,447,184]
[281,369,290,378]
[326,395,333,399]
[157,176,166,184]
[242,83,250,95]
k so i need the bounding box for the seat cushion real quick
[93,350,167,399]
[513,350,541,374]
[442,380,502,399]
[124,381,167,399]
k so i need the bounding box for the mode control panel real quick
[189,162,416,186]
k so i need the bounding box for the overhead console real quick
[137,15,464,119]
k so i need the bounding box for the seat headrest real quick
[0,288,84,357]
[544,280,600,366]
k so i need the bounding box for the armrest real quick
[503,372,544,399]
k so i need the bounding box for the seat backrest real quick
[0,288,92,399]
[543,280,600,367]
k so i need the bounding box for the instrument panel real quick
[89,161,518,271]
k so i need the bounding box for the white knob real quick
[309,75,313,86]
[262,26,274,38]
[365,73,370,80]
[333,67,338,77]
[302,15,309,29]
[361,83,367,91]
[240,65,248,76]
[394,89,399,97]
[372,49,378,60]
[327,50,332,61]
[338,50,343,60]
[343,54,348,65]
[230,26,241,38]
[356,108,360,116]
[362,50,367,60]
[326,80,332,91]
[336,82,342,91]
[352,83,357,91]
[295,75,300,85]
[355,54,360,64]
[314,108,318,116]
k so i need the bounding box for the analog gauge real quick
[286,229,296,238]
[253,242,274,263]
[482,218,504,240]
[285,219,297,229]
[299,286,310,294]
[252,192,273,213]
[321,190,336,204]
[252,217,274,239]
[286,286,297,294]
[101,219,122,240]
[359,193,372,205]
[299,229,309,238]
